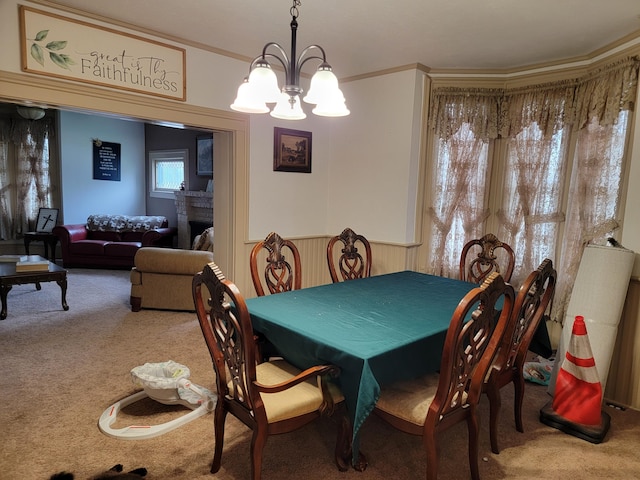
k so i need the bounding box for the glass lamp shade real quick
[270,93,307,120]
[16,106,46,120]
[230,79,270,114]
[247,62,281,104]
[311,88,350,117]
[303,67,339,105]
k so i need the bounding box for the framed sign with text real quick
[19,6,186,101]
[93,140,121,181]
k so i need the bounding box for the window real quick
[427,123,491,279]
[0,117,57,240]
[149,149,188,199]
[497,122,569,277]
[425,57,639,324]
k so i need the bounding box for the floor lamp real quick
[548,244,635,397]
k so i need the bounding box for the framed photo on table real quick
[273,127,312,173]
[36,208,59,233]
[196,135,213,176]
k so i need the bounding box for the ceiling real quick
[44,0,640,79]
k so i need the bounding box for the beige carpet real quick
[1,268,639,480]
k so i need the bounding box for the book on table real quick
[0,255,25,262]
[15,255,50,272]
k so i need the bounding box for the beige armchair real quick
[130,247,214,312]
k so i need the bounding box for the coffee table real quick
[0,256,69,320]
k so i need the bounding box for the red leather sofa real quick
[53,214,177,269]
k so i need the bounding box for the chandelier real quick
[230,0,349,120]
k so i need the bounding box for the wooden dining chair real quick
[192,262,347,479]
[250,231,302,296]
[483,258,556,454]
[326,227,372,283]
[459,233,515,283]
[373,272,515,480]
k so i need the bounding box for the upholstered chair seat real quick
[228,359,344,423]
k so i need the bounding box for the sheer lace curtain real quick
[0,120,11,240]
[427,89,500,278]
[496,84,574,285]
[426,56,639,325]
[553,57,639,322]
[0,117,55,240]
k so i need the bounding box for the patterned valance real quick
[429,56,640,140]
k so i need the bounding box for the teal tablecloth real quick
[245,270,476,462]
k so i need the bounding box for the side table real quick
[24,232,59,263]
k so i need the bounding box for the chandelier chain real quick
[290,0,301,19]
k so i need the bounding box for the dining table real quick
[244,270,478,469]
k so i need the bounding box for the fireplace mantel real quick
[174,190,213,249]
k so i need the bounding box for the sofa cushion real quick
[89,231,122,242]
[120,231,146,242]
[105,241,142,257]
[68,240,108,255]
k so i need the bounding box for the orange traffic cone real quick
[540,316,610,443]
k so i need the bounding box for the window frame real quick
[148,148,188,199]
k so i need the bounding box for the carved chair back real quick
[484,258,556,453]
[250,231,302,296]
[459,233,515,283]
[326,227,372,283]
[427,272,514,431]
[194,262,259,422]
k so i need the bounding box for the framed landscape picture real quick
[196,135,213,176]
[273,127,312,173]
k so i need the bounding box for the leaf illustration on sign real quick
[29,29,75,70]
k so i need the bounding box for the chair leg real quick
[211,406,227,473]
[250,428,268,480]
[467,412,481,480]
[513,375,526,433]
[486,381,502,454]
[423,430,440,480]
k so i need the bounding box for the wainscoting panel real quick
[606,278,640,409]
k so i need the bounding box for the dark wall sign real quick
[93,140,121,181]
